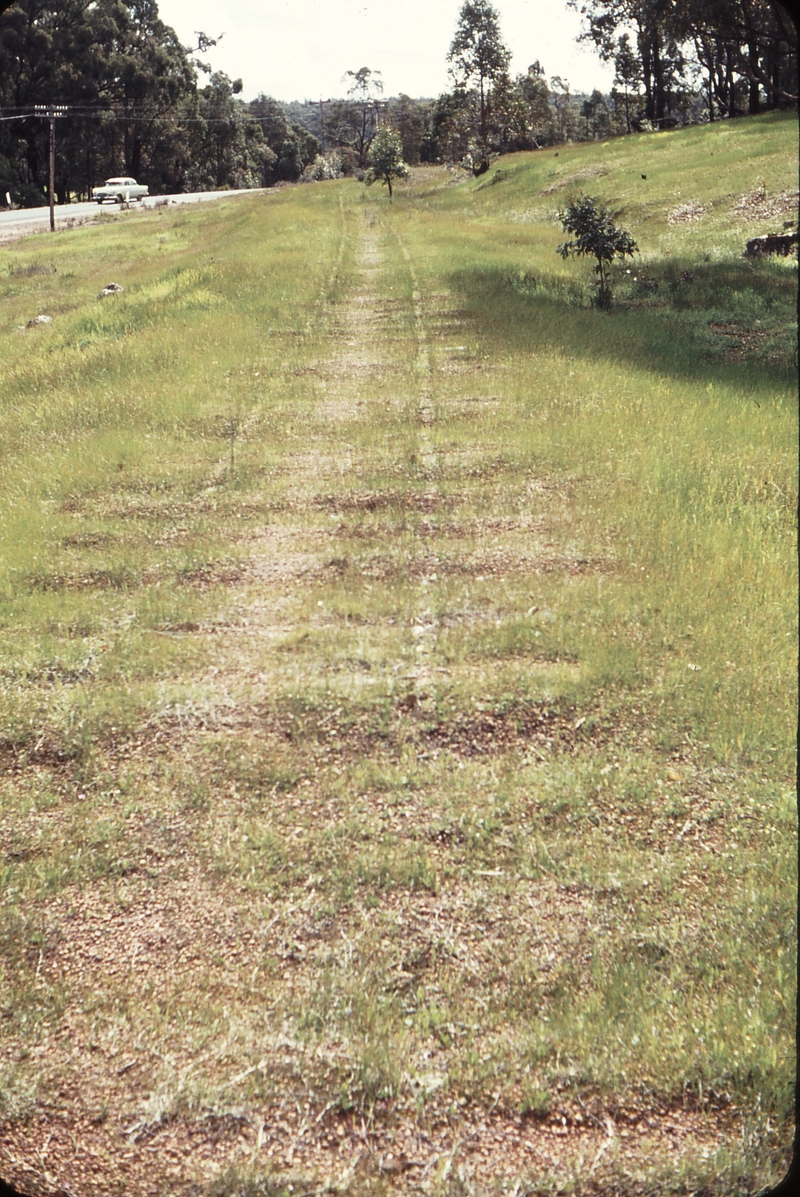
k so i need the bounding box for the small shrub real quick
[557,194,638,308]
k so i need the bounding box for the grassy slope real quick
[402,111,797,768]
[0,113,796,1196]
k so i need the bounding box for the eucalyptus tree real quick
[581,87,612,137]
[344,66,383,165]
[549,75,573,141]
[674,0,798,113]
[0,0,197,200]
[614,33,641,130]
[419,89,470,161]
[447,0,511,151]
[570,0,797,121]
[0,0,304,202]
[389,94,429,164]
[248,93,320,182]
[519,61,554,146]
[87,0,197,185]
[185,71,255,190]
[569,0,679,122]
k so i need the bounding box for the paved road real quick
[0,188,271,239]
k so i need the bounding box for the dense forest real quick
[0,0,796,205]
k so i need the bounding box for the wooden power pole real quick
[319,98,331,154]
[34,105,68,230]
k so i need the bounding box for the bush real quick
[301,151,344,183]
[338,147,360,177]
[556,194,638,309]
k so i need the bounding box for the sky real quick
[156,0,616,103]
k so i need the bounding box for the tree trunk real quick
[652,35,666,122]
[639,37,654,120]
[695,37,715,121]
[771,48,781,109]
[727,51,736,117]
[747,40,761,112]
[131,124,142,179]
[359,104,369,166]
[714,43,729,116]
[596,258,609,308]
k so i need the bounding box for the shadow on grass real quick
[447,255,797,394]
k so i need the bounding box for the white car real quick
[92,177,149,204]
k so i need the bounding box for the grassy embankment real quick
[0,110,797,1196]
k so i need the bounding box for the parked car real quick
[92,177,148,204]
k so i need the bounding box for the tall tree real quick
[447,0,511,150]
[614,32,641,130]
[581,86,612,137]
[248,93,319,182]
[343,65,383,165]
[490,72,539,151]
[570,0,677,122]
[389,94,428,165]
[518,61,554,146]
[87,0,196,184]
[675,0,798,110]
[571,0,797,120]
[419,88,472,162]
[0,0,198,200]
[550,75,572,141]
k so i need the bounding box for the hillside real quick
[0,112,797,1197]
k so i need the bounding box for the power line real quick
[1,108,279,124]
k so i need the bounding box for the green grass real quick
[0,113,796,1197]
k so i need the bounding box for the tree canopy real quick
[0,0,320,203]
[570,0,797,120]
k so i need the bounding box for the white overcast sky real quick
[156,0,615,102]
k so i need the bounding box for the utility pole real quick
[319,98,331,153]
[34,105,68,231]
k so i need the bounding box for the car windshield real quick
[105,178,132,185]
